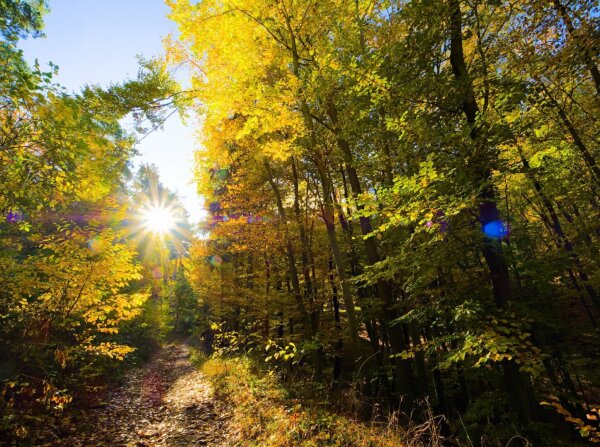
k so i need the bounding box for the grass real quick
[190,349,445,447]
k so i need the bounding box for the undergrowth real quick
[190,348,445,447]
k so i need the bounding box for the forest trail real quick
[54,343,229,447]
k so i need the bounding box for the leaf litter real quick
[51,343,230,446]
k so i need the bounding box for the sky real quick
[18,0,205,225]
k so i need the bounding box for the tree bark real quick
[519,149,600,321]
[536,79,600,186]
[552,0,600,97]
[282,8,361,350]
[325,97,415,397]
[448,0,537,422]
[264,158,314,340]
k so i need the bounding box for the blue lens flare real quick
[483,220,506,239]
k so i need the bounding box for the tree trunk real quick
[326,96,415,398]
[448,0,537,422]
[520,149,600,320]
[316,154,361,350]
[329,257,343,382]
[282,9,360,351]
[291,157,320,334]
[264,158,314,340]
[552,0,600,97]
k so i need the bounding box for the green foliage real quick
[264,339,300,365]
[169,0,600,443]
[0,0,46,40]
[81,57,186,133]
[0,9,186,442]
[440,314,544,376]
[2,0,600,444]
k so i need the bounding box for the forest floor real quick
[52,343,230,447]
[43,342,414,447]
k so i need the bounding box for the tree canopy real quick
[166,0,600,443]
[2,0,600,445]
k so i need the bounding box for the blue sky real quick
[18,0,205,225]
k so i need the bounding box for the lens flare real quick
[6,211,23,223]
[142,204,176,235]
[483,220,507,239]
[209,255,223,267]
[87,236,103,254]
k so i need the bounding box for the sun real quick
[142,204,176,235]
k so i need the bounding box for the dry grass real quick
[197,354,446,447]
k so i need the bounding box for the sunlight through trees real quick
[2,0,600,445]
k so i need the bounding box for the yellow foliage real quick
[2,222,149,365]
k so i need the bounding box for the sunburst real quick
[127,167,193,270]
[141,203,177,235]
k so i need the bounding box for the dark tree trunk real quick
[329,258,343,382]
[326,96,415,399]
[448,0,537,422]
[520,149,600,320]
[264,158,314,340]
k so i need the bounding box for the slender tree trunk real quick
[409,320,430,396]
[536,79,600,185]
[264,158,314,340]
[282,9,360,350]
[316,155,360,350]
[336,172,393,398]
[325,97,414,397]
[552,0,600,97]
[329,258,343,382]
[448,0,537,422]
[520,149,600,320]
[291,157,320,334]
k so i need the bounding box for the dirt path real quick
[55,343,228,446]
